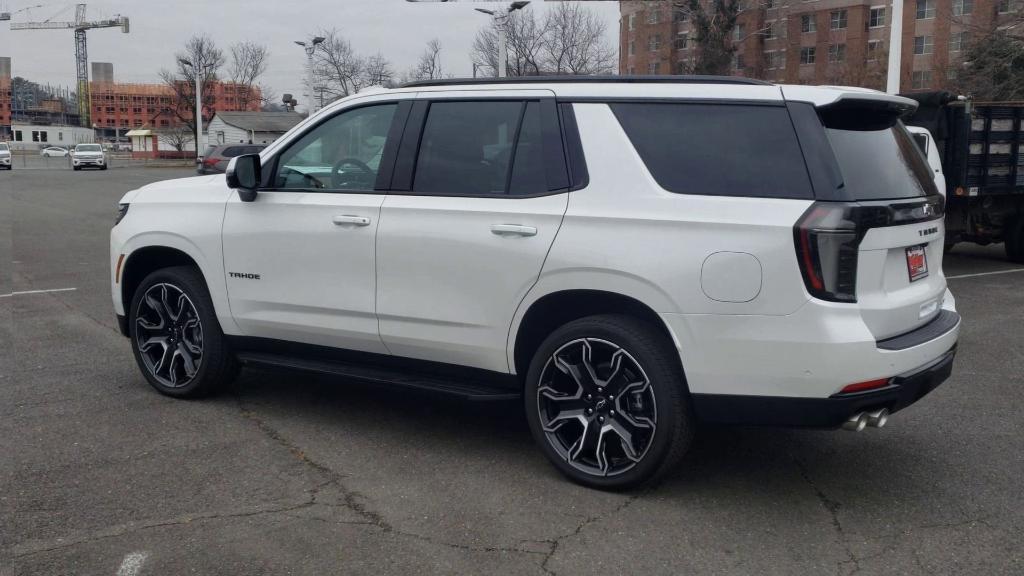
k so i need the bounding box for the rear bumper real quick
[691,347,956,428]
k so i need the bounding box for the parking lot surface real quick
[3,168,1022,575]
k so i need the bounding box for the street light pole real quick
[473,2,529,78]
[886,0,903,93]
[178,58,207,157]
[295,36,326,114]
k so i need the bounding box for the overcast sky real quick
[4,0,620,108]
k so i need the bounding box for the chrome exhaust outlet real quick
[866,408,889,428]
[842,412,868,432]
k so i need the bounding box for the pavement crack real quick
[540,492,641,575]
[793,456,860,576]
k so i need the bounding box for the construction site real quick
[3,3,261,155]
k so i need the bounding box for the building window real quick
[648,60,661,74]
[627,66,635,75]
[766,0,776,8]
[734,54,746,71]
[649,34,662,51]
[648,9,661,24]
[828,44,846,63]
[734,23,745,41]
[867,40,883,61]
[952,0,973,15]
[628,13,636,31]
[998,0,1012,13]
[830,10,848,30]
[800,46,816,64]
[58,132,64,141]
[869,7,886,27]
[947,69,959,81]
[916,0,935,19]
[673,10,688,22]
[913,35,934,55]
[912,70,933,89]
[950,31,967,52]
[14,130,22,141]
[766,50,786,69]
[675,33,689,50]
[629,40,636,55]
[801,15,816,33]
[765,21,778,40]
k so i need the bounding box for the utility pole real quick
[295,36,326,114]
[886,0,903,93]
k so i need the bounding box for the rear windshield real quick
[611,103,814,199]
[825,123,938,200]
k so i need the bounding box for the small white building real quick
[9,124,94,151]
[206,111,303,149]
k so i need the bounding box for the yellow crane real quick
[10,3,129,127]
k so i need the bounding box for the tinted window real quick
[611,103,814,199]
[509,102,547,195]
[826,123,937,200]
[414,101,523,195]
[275,103,397,191]
[223,147,245,157]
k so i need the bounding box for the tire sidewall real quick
[524,316,689,490]
[128,267,224,398]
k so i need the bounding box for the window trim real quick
[389,97,571,199]
[261,99,411,194]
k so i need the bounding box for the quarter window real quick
[611,103,814,199]
[274,103,397,191]
[413,101,546,196]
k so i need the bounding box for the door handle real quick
[490,224,538,237]
[333,215,371,227]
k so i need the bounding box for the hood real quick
[119,174,221,204]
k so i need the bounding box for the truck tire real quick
[1006,217,1024,263]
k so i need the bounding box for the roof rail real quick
[401,75,773,88]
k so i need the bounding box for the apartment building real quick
[620,0,1014,91]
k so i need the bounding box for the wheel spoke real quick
[153,340,174,377]
[541,408,587,434]
[144,291,168,325]
[603,419,641,462]
[136,316,163,332]
[614,381,655,430]
[175,344,198,378]
[567,417,602,464]
[139,335,168,354]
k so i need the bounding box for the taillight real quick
[204,157,218,166]
[838,378,891,394]
[794,203,861,303]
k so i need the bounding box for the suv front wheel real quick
[524,315,693,490]
[129,266,238,398]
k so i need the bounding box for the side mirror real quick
[226,154,261,202]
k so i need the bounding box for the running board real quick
[235,351,521,402]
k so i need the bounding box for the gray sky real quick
[4,0,620,107]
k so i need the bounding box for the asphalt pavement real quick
[2,167,1022,575]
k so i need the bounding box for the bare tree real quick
[953,30,1024,100]
[228,41,269,110]
[363,53,395,88]
[673,0,743,75]
[160,34,225,135]
[472,10,548,77]
[312,29,364,100]
[410,39,445,81]
[543,3,616,75]
[160,125,194,152]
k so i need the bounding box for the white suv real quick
[111,77,960,489]
[72,143,107,170]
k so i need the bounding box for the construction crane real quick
[10,3,129,127]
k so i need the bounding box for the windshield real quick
[0,143,9,151]
[825,122,938,200]
[76,144,101,152]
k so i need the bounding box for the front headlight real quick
[115,203,130,225]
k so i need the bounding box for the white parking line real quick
[0,287,78,298]
[946,268,1024,280]
[116,551,148,576]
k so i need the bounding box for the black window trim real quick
[259,99,412,194]
[389,96,573,199]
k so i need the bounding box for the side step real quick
[236,351,521,402]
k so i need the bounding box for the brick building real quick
[89,63,261,138]
[619,0,1015,92]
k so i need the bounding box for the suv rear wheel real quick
[524,315,693,490]
[129,266,238,398]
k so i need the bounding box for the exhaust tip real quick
[866,408,889,428]
[842,412,868,432]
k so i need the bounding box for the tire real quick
[128,266,238,398]
[943,242,956,254]
[524,314,693,490]
[101,164,108,171]
[73,166,80,171]
[1005,217,1024,263]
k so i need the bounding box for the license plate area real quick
[906,245,929,282]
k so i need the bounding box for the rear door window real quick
[611,103,814,199]
[824,123,937,200]
[412,100,551,196]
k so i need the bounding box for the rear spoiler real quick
[781,86,919,131]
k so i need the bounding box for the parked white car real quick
[41,146,70,158]
[0,142,10,170]
[110,78,960,489]
[72,143,106,170]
